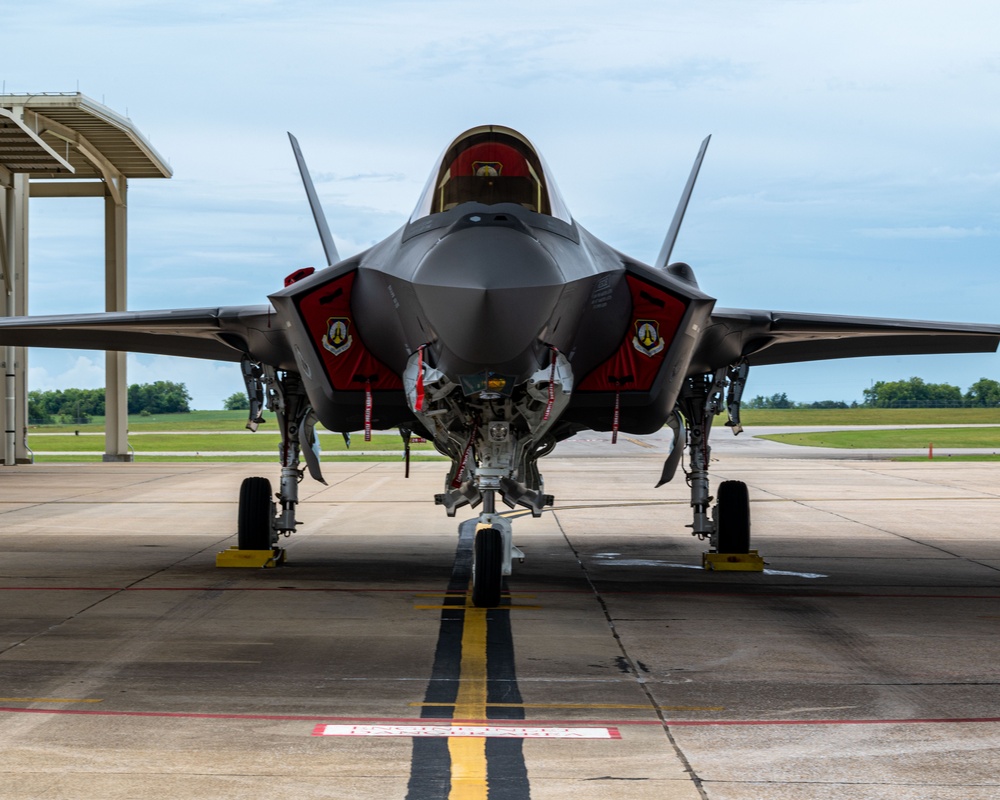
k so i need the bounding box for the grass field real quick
[36,407,1000,433]
[741,408,1000,426]
[745,408,1000,452]
[33,410,272,433]
[23,407,1000,462]
[28,432,435,453]
[27,410,438,462]
[757,427,1000,449]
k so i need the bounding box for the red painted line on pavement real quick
[0,588,123,592]
[665,717,1000,727]
[1,707,997,727]
[0,587,459,593]
[1,587,998,600]
[593,590,1000,600]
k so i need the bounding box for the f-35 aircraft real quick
[2,125,998,605]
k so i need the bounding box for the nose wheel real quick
[472,525,503,607]
[468,489,522,607]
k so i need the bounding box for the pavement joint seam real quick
[551,509,711,800]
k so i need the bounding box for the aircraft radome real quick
[2,125,998,606]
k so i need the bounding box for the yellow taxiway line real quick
[448,589,490,800]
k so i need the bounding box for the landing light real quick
[460,372,515,398]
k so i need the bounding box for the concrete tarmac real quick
[0,451,999,799]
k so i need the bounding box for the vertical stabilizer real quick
[654,135,711,270]
[288,132,340,267]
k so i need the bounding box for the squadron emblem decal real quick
[322,317,353,356]
[472,161,502,176]
[632,319,665,357]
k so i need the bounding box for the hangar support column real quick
[0,104,63,465]
[104,176,128,460]
[8,173,30,464]
[0,169,25,464]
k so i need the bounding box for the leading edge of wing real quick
[702,308,1000,367]
[0,306,293,365]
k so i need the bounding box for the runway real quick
[1,452,999,798]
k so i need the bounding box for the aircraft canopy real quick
[411,126,572,224]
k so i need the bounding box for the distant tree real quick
[803,400,849,409]
[224,392,249,410]
[964,378,1000,408]
[28,387,104,423]
[28,382,191,423]
[127,381,191,414]
[28,390,54,424]
[863,377,962,408]
[745,392,794,409]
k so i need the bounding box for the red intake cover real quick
[296,270,403,391]
[577,275,687,392]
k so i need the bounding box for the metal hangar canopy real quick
[0,91,171,181]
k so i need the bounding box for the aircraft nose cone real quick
[413,224,564,368]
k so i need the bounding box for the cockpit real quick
[410,126,572,224]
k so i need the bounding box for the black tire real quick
[471,527,503,608]
[238,476,274,550]
[716,480,751,553]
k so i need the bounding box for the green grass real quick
[27,407,1000,462]
[30,454,444,463]
[758,427,1000,449]
[32,410,261,433]
[26,411,439,462]
[742,408,1000,426]
[28,432,435,453]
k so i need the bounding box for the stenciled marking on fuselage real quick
[405,521,530,800]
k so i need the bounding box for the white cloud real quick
[28,355,105,391]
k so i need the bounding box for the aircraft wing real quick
[0,306,295,367]
[697,308,1000,369]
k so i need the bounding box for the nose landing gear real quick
[470,488,524,607]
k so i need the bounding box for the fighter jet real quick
[2,125,998,606]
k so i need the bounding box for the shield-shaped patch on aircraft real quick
[472,161,502,176]
[632,319,665,357]
[322,317,353,356]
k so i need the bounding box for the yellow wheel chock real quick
[216,546,286,568]
[702,549,765,572]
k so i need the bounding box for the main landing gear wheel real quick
[471,526,503,608]
[238,476,274,550]
[716,480,751,554]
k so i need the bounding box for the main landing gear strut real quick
[222,359,325,566]
[668,362,759,561]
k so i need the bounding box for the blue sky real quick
[3,0,999,409]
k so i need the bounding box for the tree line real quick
[747,377,1000,410]
[29,381,192,424]
[25,374,1000,423]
